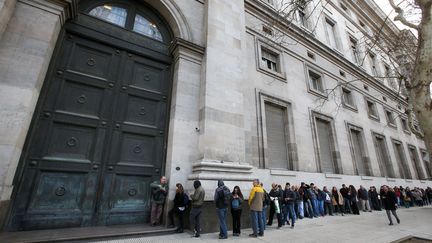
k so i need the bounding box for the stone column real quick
[0,0,76,228]
[190,0,252,182]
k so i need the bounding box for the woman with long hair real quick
[231,185,244,236]
[348,185,360,215]
[168,183,189,233]
[331,186,344,215]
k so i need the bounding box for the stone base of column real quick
[188,160,253,181]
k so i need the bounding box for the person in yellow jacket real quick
[248,179,264,237]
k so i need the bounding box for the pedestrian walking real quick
[150,176,168,226]
[190,180,205,238]
[380,185,400,225]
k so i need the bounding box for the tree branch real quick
[388,0,419,30]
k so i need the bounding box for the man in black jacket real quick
[380,185,400,225]
[340,184,352,214]
[283,183,297,228]
[267,183,283,228]
[214,180,231,239]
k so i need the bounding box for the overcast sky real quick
[373,0,419,34]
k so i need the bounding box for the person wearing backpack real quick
[168,183,189,233]
[230,186,244,236]
[214,180,231,239]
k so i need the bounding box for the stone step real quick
[0,224,176,243]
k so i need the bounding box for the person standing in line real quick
[369,186,381,211]
[261,183,270,230]
[358,185,372,212]
[381,185,401,225]
[323,186,333,216]
[231,186,244,237]
[249,179,264,238]
[214,180,231,239]
[283,183,296,228]
[331,186,344,216]
[294,185,304,219]
[190,180,205,238]
[292,185,301,219]
[340,184,352,214]
[348,185,360,215]
[317,188,326,216]
[267,183,283,228]
[150,176,168,226]
[300,182,313,218]
[308,183,319,217]
[168,183,189,233]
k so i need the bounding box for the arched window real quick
[86,3,164,42]
[89,5,127,27]
[133,14,163,41]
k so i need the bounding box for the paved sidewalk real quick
[89,206,432,243]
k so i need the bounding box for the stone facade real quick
[0,0,430,232]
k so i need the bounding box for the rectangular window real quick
[372,134,395,178]
[401,117,410,132]
[393,140,412,179]
[366,99,379,120]
[350,37,360,65]
[385,110,396,127]
[309,70,324,93]
[421,150,431,180]
[369,53,379,76]
[340,2,350,16]
[408,146,425,180]
[261,48,279,72]
[315,118,337,173]
[349,127,371,176]
[325,18,338,49]
[265,102,289,169]
[342,87,356,108]
[384,64,398,90]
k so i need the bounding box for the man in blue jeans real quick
[214,180,231,239]
[309,183,319,217]
[249,179,264,237]
[283,183,297,228]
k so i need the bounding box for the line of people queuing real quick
[149,176,432,239]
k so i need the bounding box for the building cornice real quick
[245,0,408,107]
[19,0,77,25]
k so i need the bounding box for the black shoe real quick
[266,223,272,226]
[397,218,400,224]
[389,223,394,225]
[249,234,258,238]
[258,233,264,237]
[175,228,184,233]
[219,236,227,239]
[168,224,175,228]
[291,224,294,228]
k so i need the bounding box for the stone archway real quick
[4,0,183,231]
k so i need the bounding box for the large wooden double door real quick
[8,10,172,230]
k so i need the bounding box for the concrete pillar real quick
[0,0,76,228]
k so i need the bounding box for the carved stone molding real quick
[19,0,78,25]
